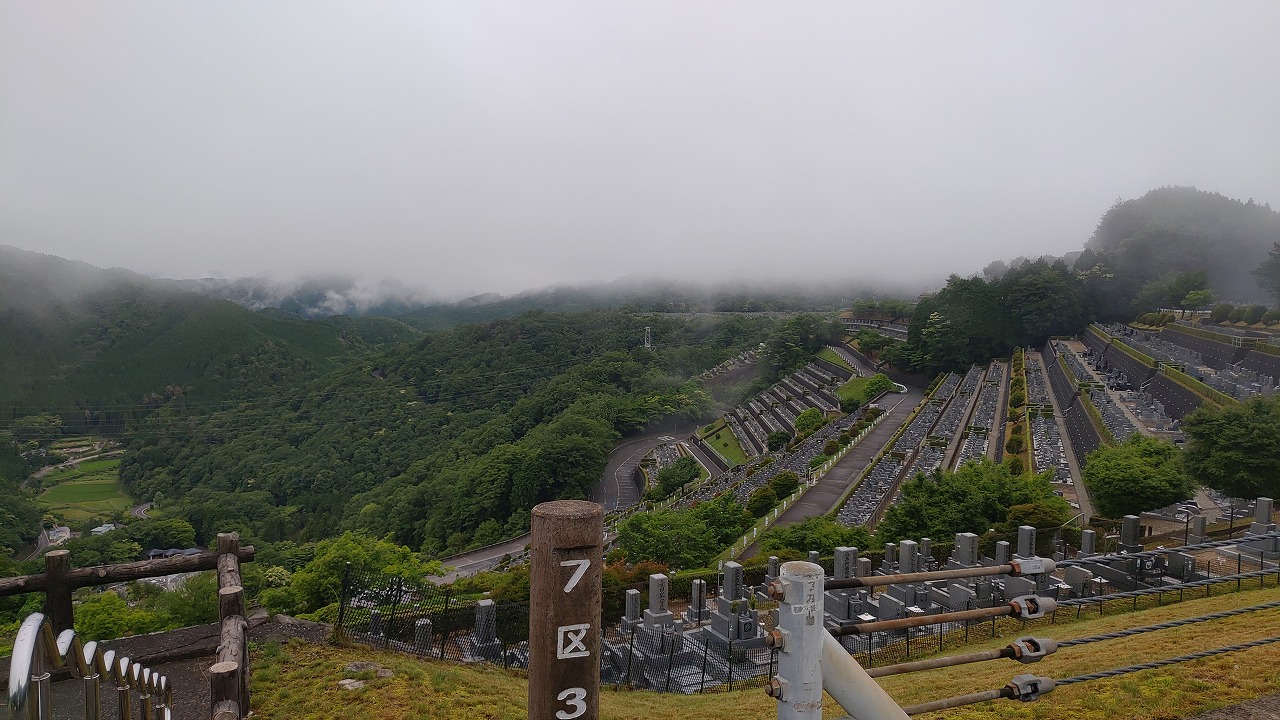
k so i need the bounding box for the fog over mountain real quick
[2,3,1279,299]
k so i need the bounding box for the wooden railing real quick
[0,532,255,719]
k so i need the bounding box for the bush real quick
[1230,307,1248,322]
[1005,434,1026,455]
[1006,456,1025,474]
[1244,305,1270,324]
[1009,389,1026,408]
[769,471,801,498]
[766,430,792,452]
[823,439,841,456]
[1263,310,1280,325]
[1210,304,1236,323]
[747,485,778,518]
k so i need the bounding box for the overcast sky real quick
[2,2,1278,299]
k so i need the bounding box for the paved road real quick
[432,428,695,583]
[132,502,153,519]
[589,426,695,512]
[430,533,533,584]
[741,386,926,559]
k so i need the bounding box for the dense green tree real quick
[768,471,801,499]
[1083,436,1193,518]
[616,510,709,568]
[651,457,701,500]
[875,460,1064,543]
[1243,304,1269,324]
[1210,304,1236,323]
[1183,397,1280,500]
[862,373,895,401]
[1254,242,1280,305]
[758,517,872,554]
[74,591,165,641]
[794,408,826,437]
[765,430,792,452]
[746,485,779,518]
[284,532,443,614]
[11,414,62,442]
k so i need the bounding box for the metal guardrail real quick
[8,612,173,720]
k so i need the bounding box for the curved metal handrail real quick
[7,612,173,720]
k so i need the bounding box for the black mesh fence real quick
[335,566,778,693]
[336,553,1279,687]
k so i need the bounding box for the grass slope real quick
[252,584,1280,719]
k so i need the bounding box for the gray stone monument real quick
[1119,515,1143,553]
[1016,525,1036,558]
[1079,529,1097,557]
[644,574,675,629]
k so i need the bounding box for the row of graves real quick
[835,363,1003,528]
[697,345,762,381]
[1024,354,1074,487]
[1108,324,1280,402]
[723,360,849,458]
[342,500,1276,695]
[953,361,1004,469]
[681,413,854,508]
[1054,338,1179,438]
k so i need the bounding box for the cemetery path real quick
[740,385,927,559]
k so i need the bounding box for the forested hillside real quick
[0,246,419,432]
[120,311,777,555]
[1077,187,1280,314]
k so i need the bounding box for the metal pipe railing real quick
[7,612,173,720]
[824,557,1055,590]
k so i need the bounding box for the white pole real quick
[771,561,825,719]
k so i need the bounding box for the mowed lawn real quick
[702,427,747,466]
[38,459,133,524]
[837,375,872,404]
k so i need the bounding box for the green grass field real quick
[37,458,133,524]
[836,375,872,403]
[703,428,747,466]
[40,457,121,486]
[816,347,854,372]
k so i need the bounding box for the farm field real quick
[37,458,133,525]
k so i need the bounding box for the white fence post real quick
[767,561,825,719]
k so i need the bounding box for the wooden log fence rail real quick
[0,532,255,720]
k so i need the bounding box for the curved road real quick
[589,426,697,512]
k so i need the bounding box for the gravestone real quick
[644,574,674,630]
[953,532,979,566]
[855,557,872,578]
[1187,516,1208,545]
[898,540,919,574]
[994,541,1010,566]
[622,589,642,631]
[834,547,857,579]
[1063,566,1093,597]
[1079,529,1097,557]
[1119,515,1143,553]
[882,543,897,573]
[683,579,709,624]
[414,618,433,655]
[469,599,503,661]
[1016,526,1036,558]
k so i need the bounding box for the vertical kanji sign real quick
[529,500,603,720]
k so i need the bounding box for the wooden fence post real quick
[45,550,74,633]
[528,500,603,720]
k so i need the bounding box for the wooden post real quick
[44,550,74,633]
[528,500,603,720]
[216,616,249,715]
[218,585,245,621]
[216,533,243,589]
[209,661,241,720]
